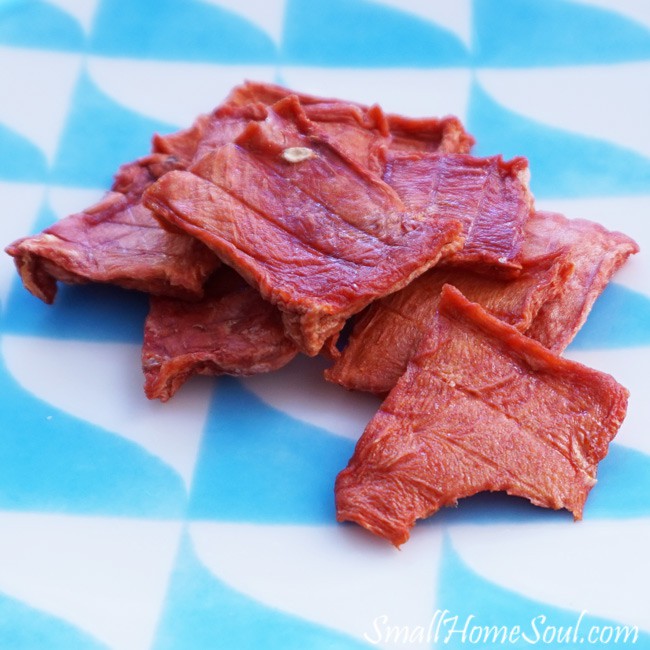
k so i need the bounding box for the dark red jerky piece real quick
[325,211,573,395]
[223,80,317,108]
[152,87,270,165]
[143,267,298,402]
[524,212,639,352]
[383,153,532,274]
[144,99,465,356]
[335,286,629,547]
[5,153,219,303]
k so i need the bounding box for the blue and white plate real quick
[1,1,649,648]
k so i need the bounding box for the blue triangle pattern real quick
[467,81,650,199]
[2,280,150,343]
[152,530,370,650]
[188,377,355,523]
[0,0,83,51]
[0,347,186,517]
[28,198,59,234]
[568,283,650,350]
[90,0,276,62]
[0,590,107,650]
[282,0,468,66]
[473,0,650,66]
[437,536,650,649]
[0,122,47,183]
[51,71,178,188]
[582,444,650,519]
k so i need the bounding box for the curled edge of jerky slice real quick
[335,285,630,547]
[4,153,219,304]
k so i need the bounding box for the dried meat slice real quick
[302,102,473,173]
[190,101,271,163]
[224,80,474,168]
[5,153,219,303]
[336,285,629,547]
[144,98,465,356]
[142,266,298,402]
[383,153,532,274]
[152,113,212,166]
[5,100,273,304]
[524,212,640,352]
[300,102,391,176]
[326,211,574,395]
[7,81,474,304]
[153,88,270,164]
[386,112,473,156]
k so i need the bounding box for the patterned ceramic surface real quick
[0,1,649,648]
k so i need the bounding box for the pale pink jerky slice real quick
[142,266,298,402]
[144,97,464,356]
[326,211,573,395]
[336,285,629,547]
[524,212,639,352]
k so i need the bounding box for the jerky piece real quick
[5,100,271,304]
[302,102,473,173]
[191,101,271,162]
[7,81,474,304]
[144,98,466,356]
[336,286,629,547]
[524,212,639,352]
[224,79,309,108]
[225,80,474,169]
[5,153,219,303]
[385,112,473,156]
[384,153,532,274]
[301,102,391,175]
[143,266,298,402]
[152,114,212,166]
[326,211,573,395]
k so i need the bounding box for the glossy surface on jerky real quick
[336,286,629,547]
[384,153,532,273]
[142,267,298,402]
[524,212,640,352]
[144,98,465,356]
[326,210,574,394]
